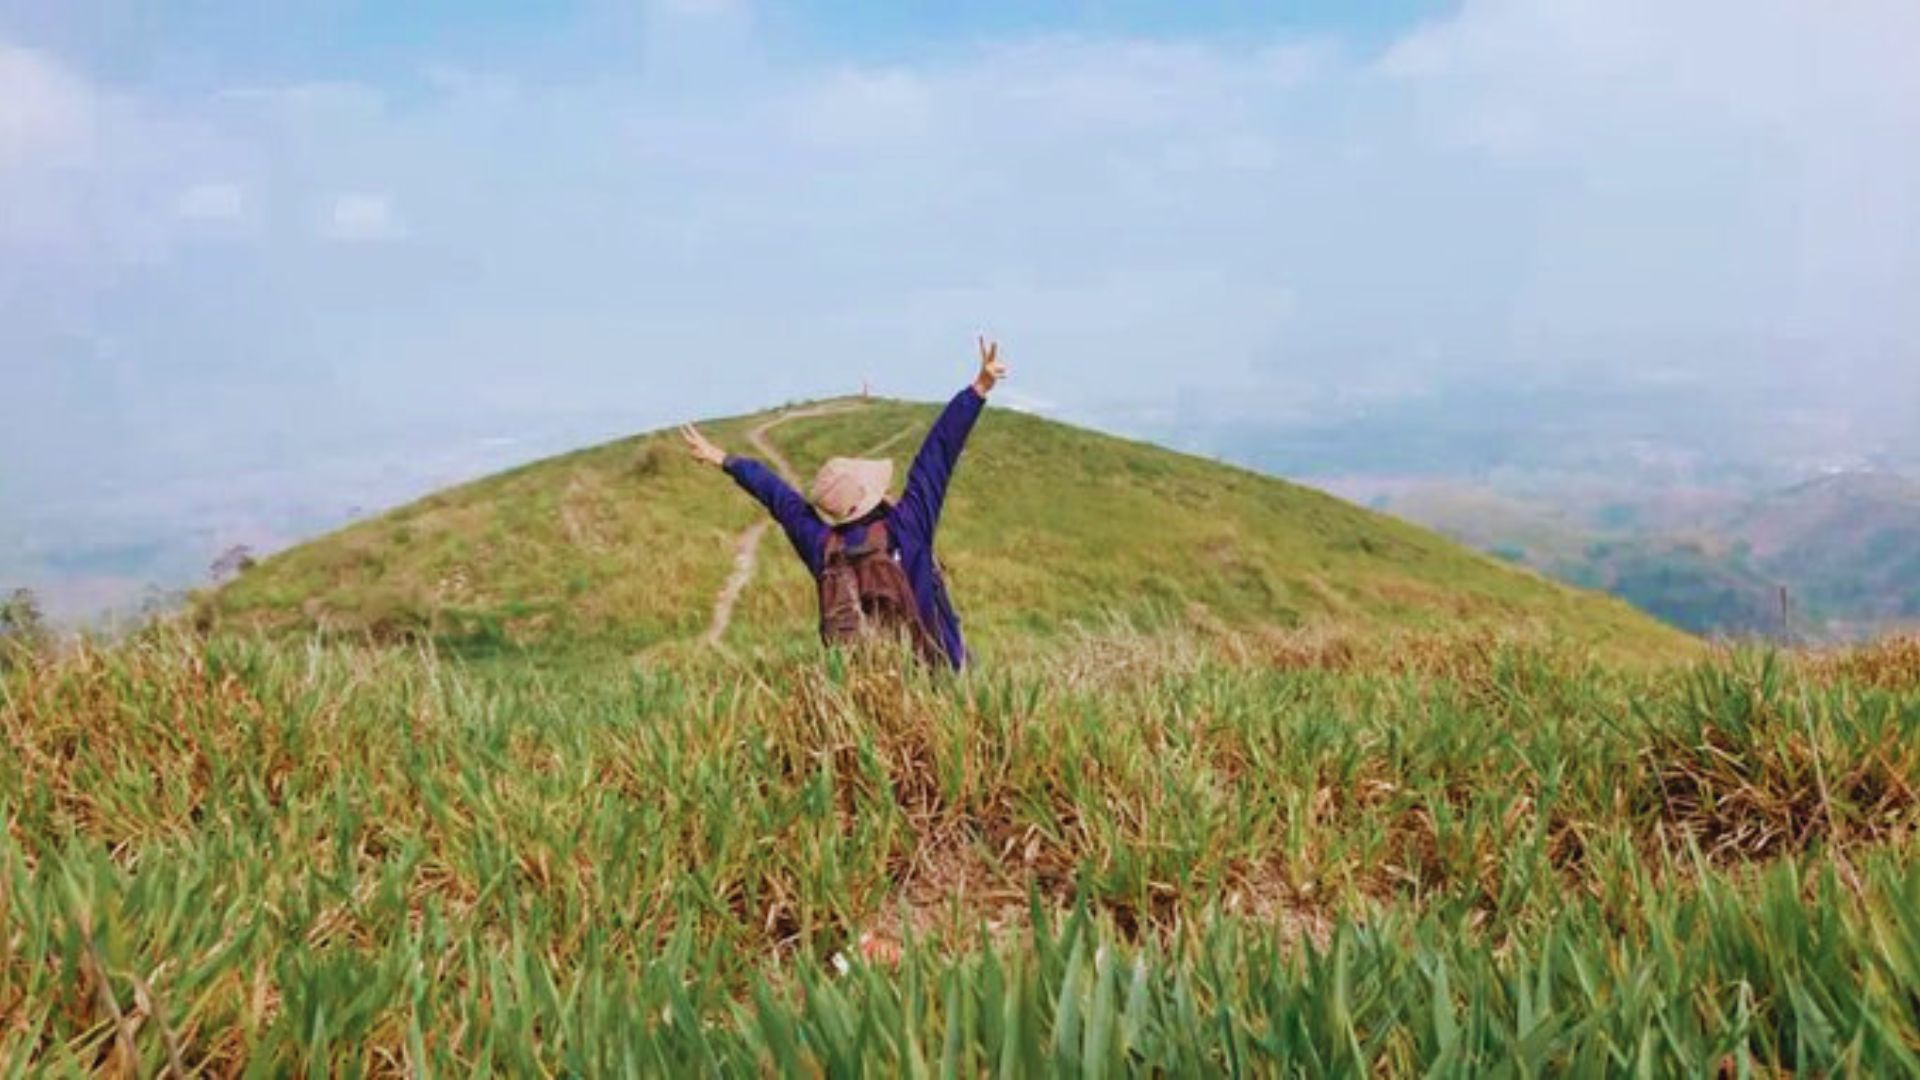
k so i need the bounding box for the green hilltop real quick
[202,396,1690,660]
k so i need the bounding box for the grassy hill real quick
[200,396,1687,660]
[1726,472,1920,627]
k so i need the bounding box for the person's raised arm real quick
[679,423,829,572]
[893,337,1007,544]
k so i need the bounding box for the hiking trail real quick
[704,402,913,648]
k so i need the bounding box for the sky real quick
[4,0,1920,615]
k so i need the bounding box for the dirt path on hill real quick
[859,422,917,460]
[746,401,861,485]
[703,401,885,648]
[704,521,772,648]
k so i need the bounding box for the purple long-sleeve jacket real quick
[723,386,985,669]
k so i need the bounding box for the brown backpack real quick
[818,519,943,664]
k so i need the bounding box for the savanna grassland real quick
[5,627,1920,1074]
[6,402,1919,1074]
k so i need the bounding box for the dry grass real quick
[3,626,1917,1073]
[1804,633,1920,691]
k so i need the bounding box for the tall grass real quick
[3,627,1917,1073]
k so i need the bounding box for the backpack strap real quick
[838,518,891,559]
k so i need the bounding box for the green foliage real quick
[3,627,1917,1072]
[197,397,1690,662]
[0,587,47,667]
[1585,541,1784,638]
[0,587,43,637]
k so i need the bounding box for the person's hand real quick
[678,423,727,468]
[973,336,1008,396]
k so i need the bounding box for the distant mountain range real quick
[1358,471,1920,640]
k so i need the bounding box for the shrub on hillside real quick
[210,544,257,582]
[0,587,47,667]
[630,438,672,479]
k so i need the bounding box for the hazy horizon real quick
[5,0,1919,621]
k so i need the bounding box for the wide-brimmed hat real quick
[809,457,893,524]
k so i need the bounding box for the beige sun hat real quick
[809,457,894,524]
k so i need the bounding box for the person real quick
[680,338,1007,670]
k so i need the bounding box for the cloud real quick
[219,80,386,121]
[654,0,749,18]
[175,182,244,221]
[1,40,256,265]
[1367,0,1920,351]
[0,43,94,169]
[1379,0,1920,158]
[6,1,1920,549]
[321,192,402,242]
[787,68,931,146]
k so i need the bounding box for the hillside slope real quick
[1725,472,1920,626]
[1368,485,1783,637]
[203,397,1690,659]
[1368,471,1920,639]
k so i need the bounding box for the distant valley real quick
[1336,470,1920,640]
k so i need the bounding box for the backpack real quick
[818,519,944,665]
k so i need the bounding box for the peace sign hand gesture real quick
[973,336,1008,396]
